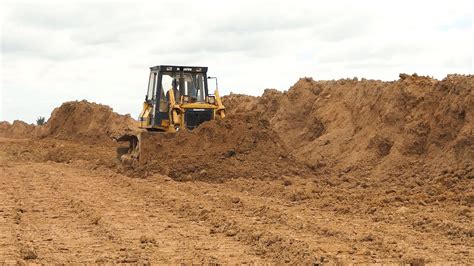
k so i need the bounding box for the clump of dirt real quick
[0,120,38,139]
[41,100,138,144]
[222,93,259,114]
[125,114,307,181]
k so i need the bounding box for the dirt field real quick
[0,74,472,264]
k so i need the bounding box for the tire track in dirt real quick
[26,161,323,263]
[22,161,266,264]
[129,179,381,263]
[0,164,19,263]
[99,172,325,263]
[1,162,132,263]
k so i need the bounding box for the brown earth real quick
[0,74,472,264]
[42,100,138,144]
[0,100,138,144]
[0,120,37,139]
[128,114,308,181]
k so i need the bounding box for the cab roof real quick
[150,65,208,73]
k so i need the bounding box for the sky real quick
[1,0,473,123]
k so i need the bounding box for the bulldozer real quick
[118,65,226,162]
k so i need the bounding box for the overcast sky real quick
[1,0,472,123]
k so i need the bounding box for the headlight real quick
[207,96,216,104]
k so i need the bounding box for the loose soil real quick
[0,74,472,264]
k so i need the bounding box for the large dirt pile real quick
[225,74,473,174]
[129,114,307,181]
[0,120,38,139]
[42,100,138,143]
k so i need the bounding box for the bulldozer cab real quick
[146,65,208,101]
[144,65,215,130]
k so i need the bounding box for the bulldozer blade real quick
[116,130,173,164]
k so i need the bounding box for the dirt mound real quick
[42,100,138,144]
[126,114,307,181]
[227,74,473,173]
[1,100,138,143]
[0,120,38,139]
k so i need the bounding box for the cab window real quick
[182,73,206,102]
[147,72,157,100]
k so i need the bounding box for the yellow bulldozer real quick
[118,65,226,162]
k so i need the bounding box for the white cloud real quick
[1,0,472,123]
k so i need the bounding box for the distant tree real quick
[36,116,46,126]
